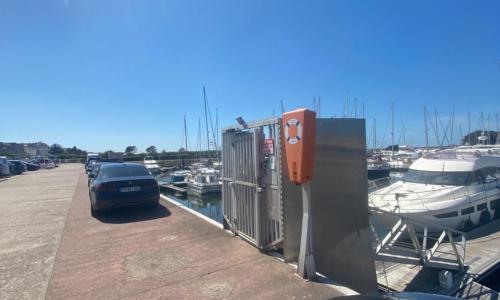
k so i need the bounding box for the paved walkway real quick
[43,166,344,299]
[0,164,81,300]
[0,164,346,299]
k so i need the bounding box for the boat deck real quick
[376,218,500,299]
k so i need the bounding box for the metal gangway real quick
[370,207,467,271]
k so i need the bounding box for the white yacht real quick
[187,167,222,194]
[370,151,500,231]
[144,156,161,177]
[384,145,420,171]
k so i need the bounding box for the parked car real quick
[85,155,101,173]
[88,163,160,216]
[86,159,99,174]
[0,156,10,176]
[8,160,27,175]
[36,158,56,169]
[24,161,41,171]
[87,162,109,186]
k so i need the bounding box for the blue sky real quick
[1,0,499,152]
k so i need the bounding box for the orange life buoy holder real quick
[284,118,303,145]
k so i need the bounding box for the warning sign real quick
[260,139,274,155]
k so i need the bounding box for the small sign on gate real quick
[260,139,274,155]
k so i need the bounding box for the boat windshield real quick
[402,169,471,186]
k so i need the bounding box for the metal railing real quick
[370,207,467,271]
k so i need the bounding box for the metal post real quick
[253,128,262,248]
[297,181,316,279]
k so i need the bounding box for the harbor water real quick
[161,190,223,223]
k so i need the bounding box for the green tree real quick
[66,146,87,156]
[125,145,137,155]
[49,144,65,157]
[146,145,157,155]
[100,150,114,158]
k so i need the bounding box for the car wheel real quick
[90,204,99,217]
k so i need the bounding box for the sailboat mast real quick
[424,106,429,151]
[215,108,219,153]
[391,102,395,157]
[468,112,471,145]
[435,109,439,147]
[203,86,210,153]
[496,113,499,144]
[183,114,188,152]
[450,106,455,146]
[487,114,490,144]
[197,117,201,160]
[373,119,377,151]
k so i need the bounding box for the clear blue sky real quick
[1,0,499,152]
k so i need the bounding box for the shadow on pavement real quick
[95,204,171,224]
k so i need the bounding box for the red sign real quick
[261,139,274,155]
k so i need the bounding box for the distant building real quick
[0,141,49,158]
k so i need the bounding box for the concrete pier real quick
[0,164,346,299]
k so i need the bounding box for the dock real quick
[159,183,187,195]
[0,164,347,299]
[376,219,500,299]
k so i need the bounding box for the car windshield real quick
[402,169,471,186]
[99,164,150,179]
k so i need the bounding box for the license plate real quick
[119,186,141,192]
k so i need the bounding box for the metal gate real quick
[222,117,283,249]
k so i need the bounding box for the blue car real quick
[88,163,160,216]
[8,160,27,175]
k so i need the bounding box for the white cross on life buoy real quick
[284,118,302,144]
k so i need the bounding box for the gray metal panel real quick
[311,119,377,293]
[282,173,302,262]
[283,119,377,293]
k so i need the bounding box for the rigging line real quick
[380,115,391,148]
[203,86,210,152]
[184,114,190,152]
[436,112,451,146]
[205,92,218,159]
[397,124,405,145]
[427,110,439,147]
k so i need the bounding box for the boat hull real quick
[187,183,221,195]
[370,196,500,232]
